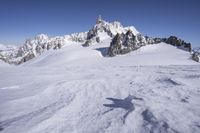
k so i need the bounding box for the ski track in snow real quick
[0,43,200,133]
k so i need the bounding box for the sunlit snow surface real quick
[0,42,200,133]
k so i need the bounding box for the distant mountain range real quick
[0,16,196,64]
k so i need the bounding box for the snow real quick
[0,44,18,57]
[0,60,9,67]
[0,42,200,133]
[24,42,197,67]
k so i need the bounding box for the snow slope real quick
[24,42,196,67]
[0,61,8,67]
[0,42,200,133]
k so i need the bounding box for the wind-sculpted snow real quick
[103,95,143,124]
[141,109,178,133]
[0,64,200,133]
[0,34,200,133]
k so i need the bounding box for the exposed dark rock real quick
[96,15,102,24]
[162,36,191,52]
[82,39,92,47]
[108,33,193,57]
[183,43,192,52]
[192,52,199,62]
[108,33,122,56]
[166,36,181,46]
[23,53,35,62]
[36,45,43,54]
[154,38,163,44]
[124,30,137,49]
[145,36,155,44]
[96,37,100,43]
[53,43,62,50]
[0,54,8,63]
[108,30,141,56]
[47,44,52,50]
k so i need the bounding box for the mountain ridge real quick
[0,16,196,64]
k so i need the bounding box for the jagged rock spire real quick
[96,15,102,24]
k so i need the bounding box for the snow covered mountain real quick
[0,32,88,64]
[0,16,200,133]
[83,16,140,46]
[0,16,195,65]
[0,44,19,63]
[0,16,157,64]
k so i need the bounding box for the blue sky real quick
[0,0,200,47]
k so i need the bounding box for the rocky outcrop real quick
[0,53,7,63]
[108,29,158,56]
[154,36,192,52]
[108,30,140,56]
[123,30,137,49]
[108,33,122,56]
[192,52,199,62]
[108,33,193,57]
[82,39,92,47]
[165,36,191,52]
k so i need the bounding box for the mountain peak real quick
[96,15,103,24]
[35,34,49,41]
[83,17,140,46]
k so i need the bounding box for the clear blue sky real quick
[0,0,200,47]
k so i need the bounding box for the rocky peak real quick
[35,34,49,41]
[96,15,103,24]
[111,33,122,47]
[84,16,139,46]
[125,30,135,39]
[124,30,137,47]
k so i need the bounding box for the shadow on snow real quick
[95,47,109,57]
[103,95,143,123]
